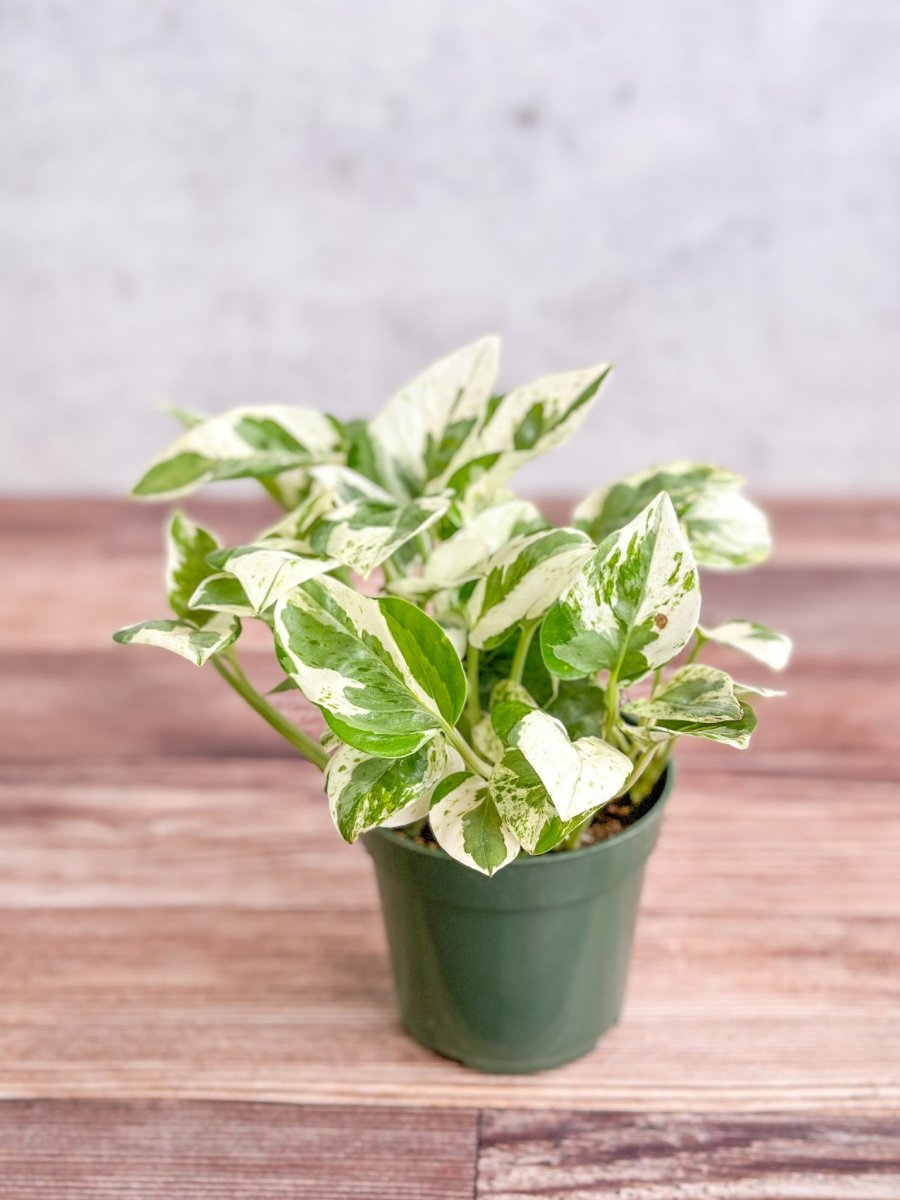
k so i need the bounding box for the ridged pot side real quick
[363,767,673,1074]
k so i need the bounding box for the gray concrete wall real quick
[1,0,896,496]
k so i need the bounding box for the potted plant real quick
[114,337,790,1073]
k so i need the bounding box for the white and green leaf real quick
[204,545,338,612]
[429,771,520,875]
[623,665,742,724]
[489,748,586,855]
[683,490,771,570]
[466,527,594,650]
[421,495,547,590]
[112,612,239,666]
[542,493,701,683]
[646,702,758,749]
[506,709,632,822]
[273,576,467,758]
[165,513,220,620]
[325,735,448,842]
[700,619,792,670]
[368,336,500,496]
[133,406,343,498]
[187,573,257,618]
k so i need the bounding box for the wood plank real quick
[0,1100,478,1198]
[0,905,896,1111]
[476,1111,900,1198]
[0,764,897,918]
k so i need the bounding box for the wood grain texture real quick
[477,1111,900,1198]
[0,1101,478,1198]
[0,497,898,1194]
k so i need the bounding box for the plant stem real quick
[465,644,481,732]
[686,630,706,664]
[602,666,620,742]
[213,654,328,770]
[509,620,537,685]
[444,724,492,780]
[613,745,657,800]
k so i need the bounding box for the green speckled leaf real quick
[542,493,700,683]
[165,513,220,621]
[701,619,792,670]
[204,545,338,612]
[112,613,239,666]
[325,736,448,842]
[273,577,467,758]
[429,772,519,875]
[623,665,742,724]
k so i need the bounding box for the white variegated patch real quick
[369,336,500,494]
[466,528,594,650]
[207,546,339,612]
[700,619,792,670]
[543,493,701,683]
[112,613,239,666]
[510,710,632,822]
[133,406,343,498]
[684,491,771,570]
[429,773,520,875]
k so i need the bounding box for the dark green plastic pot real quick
[363,767,673,1074]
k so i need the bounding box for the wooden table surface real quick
[1,497,898,1198]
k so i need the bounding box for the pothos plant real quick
[114,337,790,875]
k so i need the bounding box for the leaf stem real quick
[444,724,492,780]
[465,644,481,732]
[510,620,538,685]
[686,630,706,664]
[213,653,328,770]
[602,666,620,742]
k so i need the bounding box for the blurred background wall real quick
[0,0,895,496]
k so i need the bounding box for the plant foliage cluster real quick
[115,338,790,873]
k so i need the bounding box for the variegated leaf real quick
[436,364,611,495]
[112,613,239,666]
[422,495,548,589]
[489,748,587,855]
[273,576,467,758]
[574,461,742,542]
[647,701,758,749]
[701,619,792,670]
[368,336,500,496]
[466,528,594,650]
[542,493,700,683]
[471,715,505,765]
[574,461,770,571]
[623,664,742,724]
[133,406,343,498]
[305,466,451,578]
[429,772,520,875]
[165,513,219,620]
[507,709,632,822]
[204,545,338,612]
[187,573,256,618]
[684,490,771,570]
[545,680,607,740]
[325,735,448,842]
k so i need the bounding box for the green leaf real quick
[429,772,520,875]
[132,406,343,498]
[648,701,758,749]
[204,545,338,612]
[112,613,239,666]
[165,513,220,620]
[545,680,607,740]
[368,337,500,496]
[542,492,701,683]
[623,665,742,724]
[325,736,448,842]
[438,364,611,496]
[700,620,792,671]
[479,629,555,708]
[505,710,632,822]
[466,528,594,650]
[273,577,467,758]
[574,461,771,571]
[304,466,452,577]
[187,573,257,618]
[489,748,586,855]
